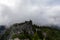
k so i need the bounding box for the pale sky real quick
[0,0,60,26]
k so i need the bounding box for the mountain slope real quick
[0,20,60,40]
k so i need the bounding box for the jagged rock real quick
[1,20,34,40]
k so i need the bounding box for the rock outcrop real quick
[0,20,34,40]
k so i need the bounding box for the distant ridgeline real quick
[0,20,60,40]
[0,26,5,33]
[0,25,6,39]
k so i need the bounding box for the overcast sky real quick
[0,0,60,26]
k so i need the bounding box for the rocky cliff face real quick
[0,20,34,40]
[0,21,60,40]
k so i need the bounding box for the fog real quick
[0,0,60,26]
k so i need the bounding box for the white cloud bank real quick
[0,0,60,26]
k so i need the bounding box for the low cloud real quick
[0,0,60,26]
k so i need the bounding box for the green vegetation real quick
[11,25,60,40]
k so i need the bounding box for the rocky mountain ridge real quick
[0,20,60,40]
[0,20,34,40]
